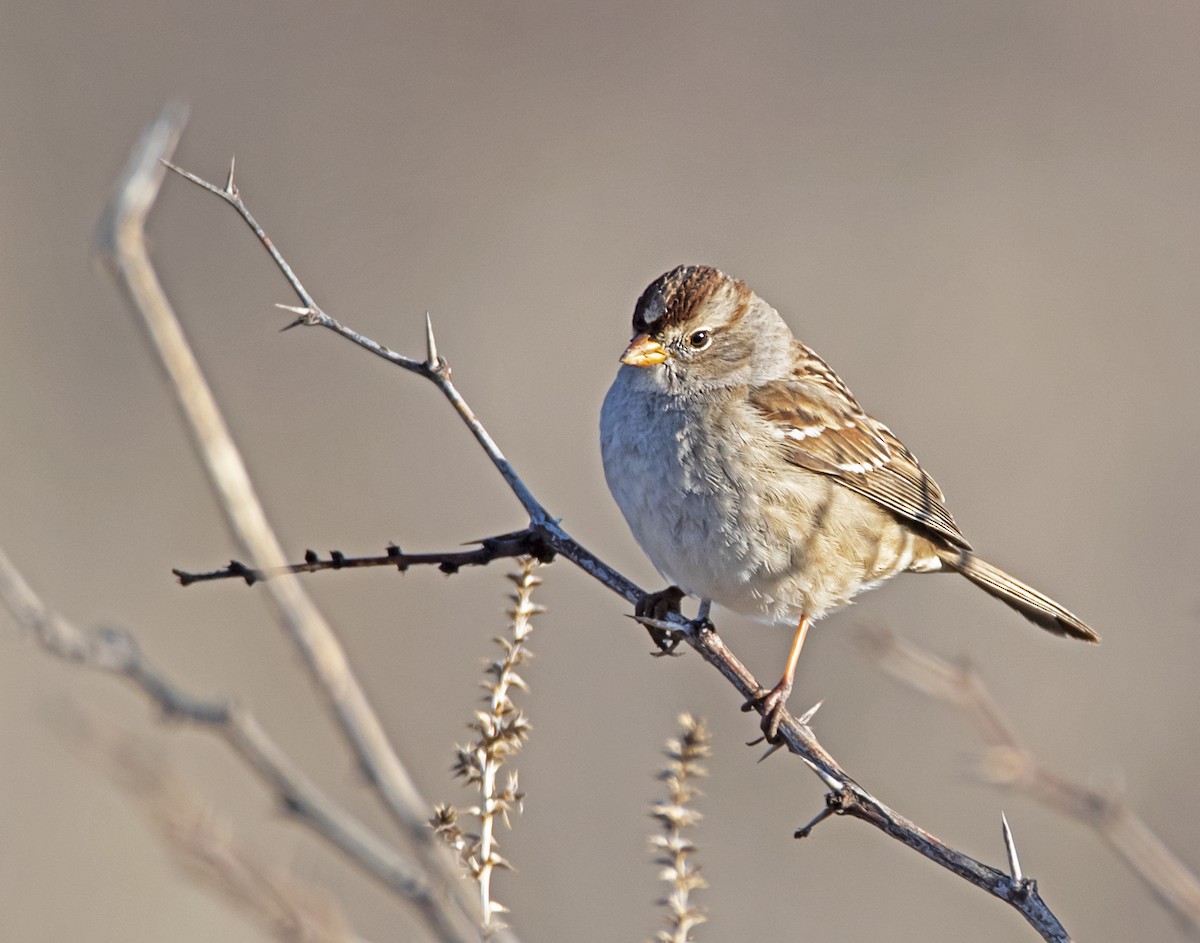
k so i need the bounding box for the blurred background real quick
[2,3,1198,941]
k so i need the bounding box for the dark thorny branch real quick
[173,529,555,586]
[96,107,1079,941]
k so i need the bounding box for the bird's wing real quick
[748,351,971,550]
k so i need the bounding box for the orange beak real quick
[620,333,668,367]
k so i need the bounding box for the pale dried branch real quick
[0,544,477,943]
[59,712,366,943]
[864,624,1200,935]
[95,106,506,942]
[161,127,1071,939]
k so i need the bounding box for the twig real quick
[0,545,478,943]
[96,105,507,943]
[162,135,1073,940]
[174,529,554,586]
[864,624,1200,935]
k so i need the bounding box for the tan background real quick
[2,3,1198,941]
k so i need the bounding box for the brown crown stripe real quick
[633,265,751,335]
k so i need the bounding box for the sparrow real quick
[600,265,1098,740]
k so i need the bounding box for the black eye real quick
[688,329,712,350]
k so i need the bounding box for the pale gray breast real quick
[601,369,729,589]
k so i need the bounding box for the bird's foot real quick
[742,677,794,744]
[636,585,685,621]
[635,585,686,655]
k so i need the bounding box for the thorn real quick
[798,753,845,792]
[425,312,439,368]
[275,302,319,331]
[1001,812,1024,884]
[224,155,237,196]
[756,740,787,763]
[797,699,824,725]
[794,804,836,839]
[627,613,680,634]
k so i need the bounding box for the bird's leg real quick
[694,598,714,629]
[743,612,811,742]
[635,585,687,654]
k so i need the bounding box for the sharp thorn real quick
[425,311,439,368]
[757,740,787,763]
[274,303,320,331]
[1001,812,1024,884]
[799,753,845,792]
[797,699,824,725]
[224,155,237,195]
[626,613,679,634]
[794,804,836,839]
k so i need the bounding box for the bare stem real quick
[173,529,554,587]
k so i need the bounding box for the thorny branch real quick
[155,113,1078,942]
[95,105,514,943]
[173,529,554,587]
[864,625,1200,936]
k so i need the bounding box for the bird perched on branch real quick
[600,265,1097,741]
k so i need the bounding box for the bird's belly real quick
[601,376,923,624]
[648,483,921,625]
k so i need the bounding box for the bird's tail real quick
[935,549,1099,642]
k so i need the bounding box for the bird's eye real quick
[688,329,712,350]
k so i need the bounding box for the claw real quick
[741,677,794,743]
[634,586,687,655]
[635,585,685,622]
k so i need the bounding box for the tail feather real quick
[936,549,1099,643]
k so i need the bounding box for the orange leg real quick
[744,613,811,742]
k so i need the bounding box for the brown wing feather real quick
[749,347,971,551]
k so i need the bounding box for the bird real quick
[599,264,1098,741]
